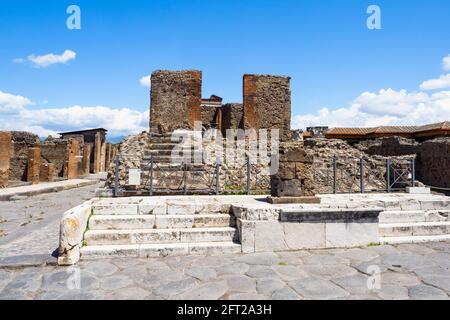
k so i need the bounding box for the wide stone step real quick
[379,221,450,237]
[380,234,450,245]
[89,214,236,230]
[80,242,242,259]
[379,210,450,223]
[84,227,239,245]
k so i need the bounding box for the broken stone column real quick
[0,132,12,187]
[27,147,41,184]
[83,144,91,176]
[150,70,202,133]
[66,139,79,179]
[270,143,319,203]
[100,139,106,172]
[243,74,291,141]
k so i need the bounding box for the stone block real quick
[271,176,303,197]
[237,219,255,253]
[26,147,40,184]
[93,204,139,215]
[254,221,288,252]
[325,221,379,248]
[283,222,326,249]
[406,187,431,194]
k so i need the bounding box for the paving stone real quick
[154,277,198,296]
[120,264,149,280]
[427,252,450,269]
[145,260,171,270]
[41,269,100,291]
[302,254,350,266]
[246,265,279,279]
[381,271,421,287]
[227,293,267,300]
[172,281,228,300]
[216,263,249,276]
[104,287,151,300]
[366,244,399,255]
[377,285,409,300]
[256,278,286,296]
[0,270,13,292]
[394,243,436,255]
[56,290,105,300]
[289,278,350,299]
[100,275,134,290]
[271,286,302,300]
[408,284,450,300]
[237,252,280,266]
[271,265,309,281]
[334,248,379,262]
[186,267,217,281]
[381,253,437,270]
[351,260,387,275]
[222,275,256,292]
[82,261,118,276]
[332,274,372,295]
[276,251,309,264]
[419,275,450,292]
[302,264,357,279]
[2,272,42,293]
[0,289,32,300]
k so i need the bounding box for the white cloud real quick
[15,50,77,68]
[443,54,450,71]
[0,91,148,137]
[293,89,450,129]
[420,74,450,90]
[139,75,151,87]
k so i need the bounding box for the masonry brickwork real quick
[150,70,202,134]
[417,138,450,189]
[0,132,12,187]
[65,139,80,179]
[243,74,291,141]
[39,163,55,182]
[26,147,41,184]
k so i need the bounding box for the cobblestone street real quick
[1,242,450,300]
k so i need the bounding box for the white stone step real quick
[379,210,450,224]
[84,227,238,246]
[380,234,450,245]
[89,214,235,230]
[379,221,450,237]
[80,242,242,259]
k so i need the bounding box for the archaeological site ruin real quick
[53,70,450,265]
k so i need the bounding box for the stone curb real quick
[0,179,99,201]
[0,254,57,269]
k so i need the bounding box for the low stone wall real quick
[355,137,418,156]
[232,205,381,253]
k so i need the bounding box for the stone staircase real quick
[139,132,213,195]
[80,199,241,259]
[379,209,450,244]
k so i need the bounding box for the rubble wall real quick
[355,137,418,156]
[150,70,202,133]
[243,74,291,141]
[416,137,450,189]
[221,103,244,135]
[40,140,69,177]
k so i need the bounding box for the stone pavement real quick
[1,241,450,300]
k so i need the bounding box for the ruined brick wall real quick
[416,138,450,189]
[27,147,41,184]
[40,140,69,177]
[8,131,40,181]
[221,103,244,136]
[0,132,12,187]
[150,70,202,133]
[201,106,219,128]
[355,137,418,156]
[243,74,291,141]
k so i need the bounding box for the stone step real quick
[84,227,239,245]
[89,214,236,230]
[148,143,179,150]
[80,242,242,259]
[379,210,450,224]
[379,221,450,237]
[380,234,450,245]
[139,162,207,172]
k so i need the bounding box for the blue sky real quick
[1,0,450,137]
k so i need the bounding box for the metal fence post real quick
[114,155,120,198]
[215,162,220,195]
[411,158,416,187]
[183,163,188,195]
[333,155,337,194]
[246,155,251,195]
[149,155,153,196]
[386,158,391,193]
[360,157,364,193]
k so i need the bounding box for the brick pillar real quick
[93,132,101,173]
[66,139,79,179]
[100,140,106,172]
[27,147,41,184]
[39,163,55,182]
[0,132,12,188]
[83,144,91,176]
[105,143,112,170]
